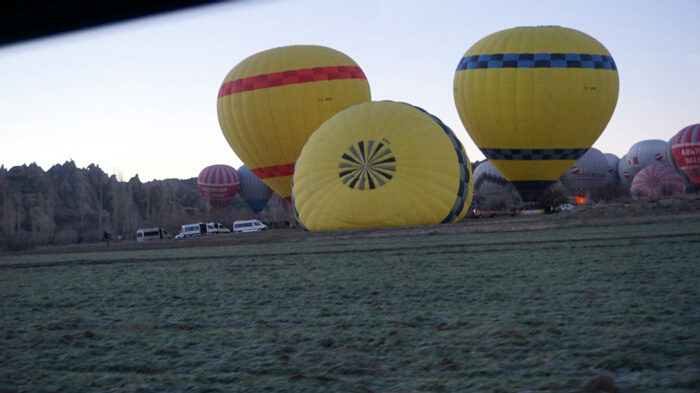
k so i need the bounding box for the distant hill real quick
[0,161,294,251]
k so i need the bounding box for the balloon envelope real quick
[665,136,692,186]
[453,26,619,202]
[217,45,371,201]
[238,165,273,213]
[626,139,666,180]
[560,147,608,199]
[604,153,620,186]
[292,101,473,231]
[618,154,632,190]
[669,124,700,184]
[630,163,685,200]
[197,164,241,212]
[473,160,520,204]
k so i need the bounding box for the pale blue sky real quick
[0,0,698,181]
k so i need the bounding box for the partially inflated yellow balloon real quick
[217,45,371,201]
[292,101,473,231]
[454,26,619,201]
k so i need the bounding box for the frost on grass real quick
[1,212,699,392]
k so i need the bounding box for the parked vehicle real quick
[175,222,232,238]
[233,220,268,232]
[136,227,172,242]
[207,222,231,234]
[471,209,497,218]
[560,203,574,211]
[176,223,205,238]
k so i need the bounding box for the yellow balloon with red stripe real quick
[217,45,371,201]
[454,26,619,201]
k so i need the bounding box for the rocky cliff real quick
[0,161,293,251]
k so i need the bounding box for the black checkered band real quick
[407,103,472,224]
[480,148,588,161]
[456,53,617,71]
[290,177,309,231]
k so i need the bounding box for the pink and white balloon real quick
[630,163,685,200]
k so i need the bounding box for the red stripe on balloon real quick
[218,66,367,98]
[251,163,296,179]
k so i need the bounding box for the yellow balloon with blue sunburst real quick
[454,26,619,202]
[292,101,473,231]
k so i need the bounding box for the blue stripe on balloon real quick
[480,148,589,161]
[456,53,617,71]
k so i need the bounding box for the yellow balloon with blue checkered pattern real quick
[454,26,619,202]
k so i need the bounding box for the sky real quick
[0,0,698,182]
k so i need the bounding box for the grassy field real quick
[1,211,699,392]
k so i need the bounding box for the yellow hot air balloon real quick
[292,101,474,231]
[217,45,371,202]
[453,26,619,202]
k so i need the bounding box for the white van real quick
[208,222,231,234]
[136,227,172,242]
[176,223,208,238]
[175,222,231,238]
[233,220,268,233]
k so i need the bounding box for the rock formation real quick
[0,161,294,251]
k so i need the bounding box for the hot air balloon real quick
[603,153,620,186]
[238,165,273,213]
[453,26,619,202]
[630,163,685,200]
[197,164,241,212]
[559,147,608,204]
[292,101,473,231]
[626,139,666,180]
[217,45,371,202]
[618,154,632,190]
[665,135,692,186]
[668,124,700,184]
[473,161,520,207]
